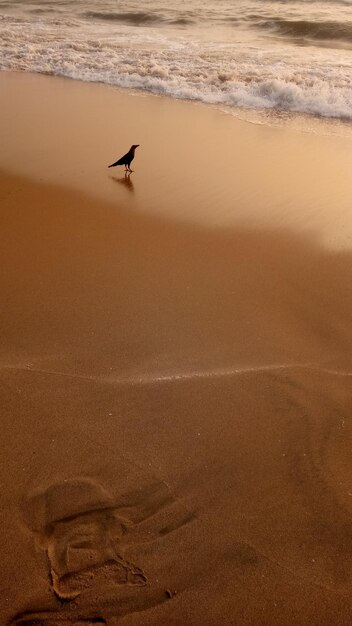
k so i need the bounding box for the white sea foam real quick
[0,0,351,121]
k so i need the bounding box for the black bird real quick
[108,144,139,172]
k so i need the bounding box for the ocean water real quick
[1,0,352,121]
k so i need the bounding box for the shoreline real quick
[5,68,352,137]
[1,71,352,249]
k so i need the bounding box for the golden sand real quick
[1,72,352,625]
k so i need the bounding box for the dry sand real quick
[1,72,352,625]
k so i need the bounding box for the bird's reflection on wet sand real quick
[110,172,135,193]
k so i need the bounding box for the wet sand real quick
[1,72,352,625]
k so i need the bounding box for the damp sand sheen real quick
[1,72,352,625]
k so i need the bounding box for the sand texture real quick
[1,72,352,625]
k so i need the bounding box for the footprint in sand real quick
[11,477,194,624]
[23,478,147,602]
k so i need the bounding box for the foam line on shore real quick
[2,362,351,387]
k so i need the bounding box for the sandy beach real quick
[1,71,352,625]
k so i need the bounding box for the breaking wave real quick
[83,11,164,26]
[256,17,352,45]
[0,0,351,122]
[83,10,194,27]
